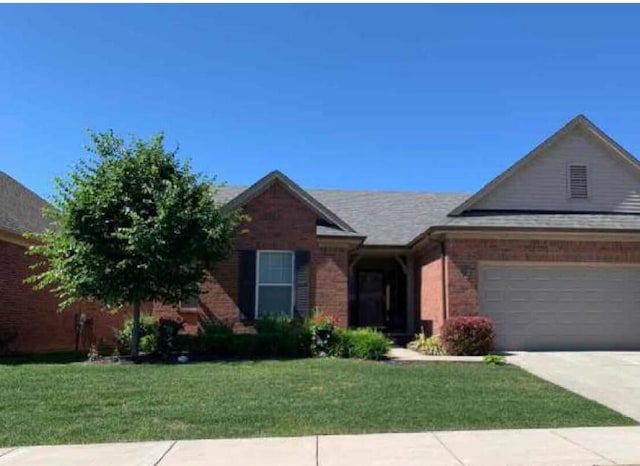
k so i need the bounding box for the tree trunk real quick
[131,301,142,358]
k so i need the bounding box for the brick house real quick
[0,172,125,353]
[3,114,640,352]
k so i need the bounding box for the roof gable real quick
[449,115,640,215]
[223,170,356,233]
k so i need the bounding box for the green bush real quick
[172,313,389,361]
[116,314,159,354]
[307,310,341,357]
[174,316,311,359]
[483,354,507,366]
[198,316,234,336]
[157,318,184,357]
[407,329,446,356]
[338,328,391,360]
[174,333,233,356]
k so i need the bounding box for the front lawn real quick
[0,358,633,446]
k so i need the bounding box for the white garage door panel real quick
[479,264,640,351]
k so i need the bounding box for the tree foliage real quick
[27,131,240,354]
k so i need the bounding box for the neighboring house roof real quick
[0,170,51,236]
[449,114,640,216]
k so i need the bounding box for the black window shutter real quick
[237,250,256,323]
[294,250,311,320]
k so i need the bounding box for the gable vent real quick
[568,164,588,199]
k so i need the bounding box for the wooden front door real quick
[356,271,385,328]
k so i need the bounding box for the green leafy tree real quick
[27,131,240,357]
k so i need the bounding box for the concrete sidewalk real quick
[1,427,640,466]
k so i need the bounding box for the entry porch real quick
[348,249,416,338]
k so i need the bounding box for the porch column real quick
[405,254,415,334]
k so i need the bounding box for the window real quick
[180,294,200,310]
[568,164,589,199]
[256,250,295,318]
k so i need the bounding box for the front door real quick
[356,271,385,328]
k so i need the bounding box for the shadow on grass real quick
[0,351,87,365]
[0,351,322,366]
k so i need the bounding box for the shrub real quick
[254,316,293,334]
[338,328,391,360]
[116,314,159,354]
[407,328,445,356]
[440,316,495,356]
[307,310,341,357]
[157,318,184,357]
[198,315,234,336]
[0,329,18,355]
[483,354,507,366]
[173,316,312,359]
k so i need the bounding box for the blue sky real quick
[2,4,640,199]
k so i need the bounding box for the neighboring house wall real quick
[444,238,640,322]
[415,244,444,335]
[473,130,640,213]
[154,181,351,329]
[0,238,126,353]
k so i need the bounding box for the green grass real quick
[0,358,634,446]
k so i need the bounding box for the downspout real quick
[439,238,448,324]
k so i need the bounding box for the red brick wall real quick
[154,181,351,330]
[415,244,444,335]
[446,238,640,320]
[0,239,127,353]
[315,245,350,328]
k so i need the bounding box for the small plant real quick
[483,354,506,365]
[440,316,495,356]
[407,328,445,356]
[87,344,100,362]
[111,347,120,362]
[307,310,340,357]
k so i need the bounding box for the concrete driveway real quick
[509,352,640,422]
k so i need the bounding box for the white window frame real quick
[567,162,590,200]
[255,250,295,319]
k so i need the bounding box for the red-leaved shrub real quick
[440,316,495,356]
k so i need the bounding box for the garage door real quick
[479,264,640,351]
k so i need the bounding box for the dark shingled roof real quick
[0,171,51,235]
[6,171,640,246]
[218,184,640,245]
[217,186,469,246]
[444,211,640,231]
